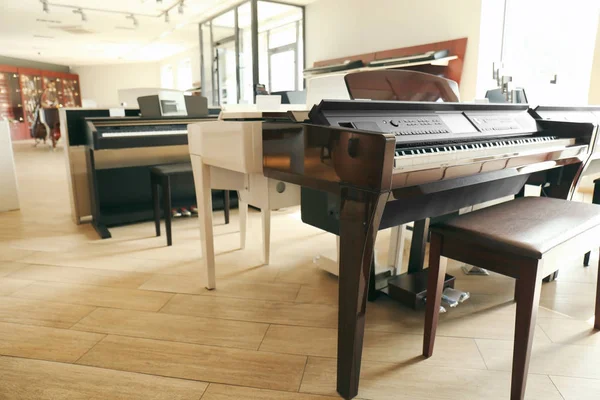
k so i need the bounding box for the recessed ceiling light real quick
[33,34,54,39]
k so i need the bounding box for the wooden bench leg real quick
[423,232,446,358]
[151,181,161,237]
[596,250,600,330]
[239,199,247,249]
[162,177,172,246]
[511,261,543,400]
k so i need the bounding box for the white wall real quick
[159,46,201,90]
[71,62,161,108]
[589,15,600,104]
[305,0,483,100]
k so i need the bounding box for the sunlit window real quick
[177,58,193,91]
[160,64,174,89]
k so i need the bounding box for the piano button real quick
[390,120,399,127]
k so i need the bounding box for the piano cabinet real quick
[263,118,588,399]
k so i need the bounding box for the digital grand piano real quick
[261,100,596,399]
[84,115,217,238]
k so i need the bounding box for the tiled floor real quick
[0,141,599,399]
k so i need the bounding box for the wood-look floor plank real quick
[0,277,33,296]
[7,264,153,289]
[201,383,344,400]
[161,294,338,328]
[0,296,95,329]
[0,321,104,362]
[11,281,173,312]
[77,335,307,392]
[300,356,563,400]
[0,245,35,262]
[0,261,27,277]
[73,307,269,350]
[0,356,208,400]
[140,275,301,301]
[476,338,600,379]
[259,325,486,369]
[550,376,600,400]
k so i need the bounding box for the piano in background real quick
[84,115,217,239]
[262,100,594,399]
[60,108,140,226]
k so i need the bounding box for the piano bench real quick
[150,163,230,246]
[423,196,600,400]
[583,177,600,266]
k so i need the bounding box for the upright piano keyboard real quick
[261,100,594,399]
[84,115,217,238]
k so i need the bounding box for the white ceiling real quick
[0,0,314,67]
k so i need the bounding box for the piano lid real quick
[530,105,600,123]
[86,115,217,127]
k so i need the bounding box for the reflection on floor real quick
[0,141,599,399]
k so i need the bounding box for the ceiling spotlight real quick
[41,0,49,13]
[73,8,87,22]
[126,14,139,28]
[164,11,170,23]
[178,1,185,15]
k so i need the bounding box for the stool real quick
[423,197,600,400]
[583,177,600,266]
[150,163,230,246]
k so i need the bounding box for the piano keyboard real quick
[394,136,576,171]
[101,129,188,138]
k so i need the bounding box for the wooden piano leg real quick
[191,155,216,290]
[337,188,387,400]
[238,197,248,250]
[261,207,271,265]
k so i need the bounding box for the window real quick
[177,58,193,91]
[160,64,174,89]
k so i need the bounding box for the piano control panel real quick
[464,113,522,132]
[309,101,537,146]
[383,115,451,136]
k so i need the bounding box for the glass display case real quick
[60,77,80,108]
[19,73,43,136]
[0,66,82,141]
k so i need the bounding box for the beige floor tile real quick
[0,321,103,362]
[0,261,27,277]
[538,317,600,346]
[476,338,600,379]
[295,283,338,305]
[300,356,562,400]
[202,383,343,400]
[18,250,178,273]
[7,264,153,288]
[550,376,600,400]
[0,245,35,262]
[141,275,300,301]
[161,294,338,328]
[0,356,208,400]
[0,296,94,328]
[73,307,268,350]
[78,335,307,392]
[11,281,173,312]
[0,277,33,295]
[260,325,486,369]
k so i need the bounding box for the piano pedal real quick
[180,207,192,217]
[461,264,489,276]
[171,209,182,218]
